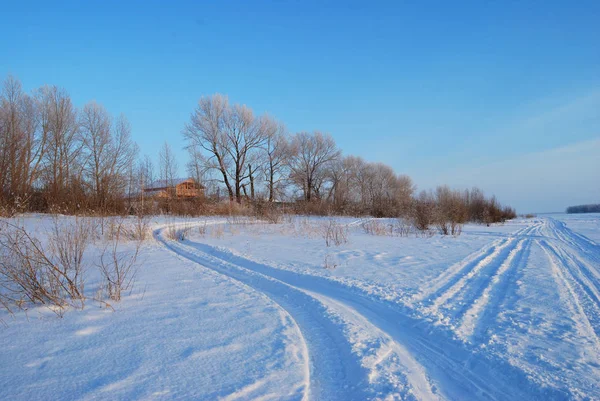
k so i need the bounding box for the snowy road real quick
[155,216,600,400]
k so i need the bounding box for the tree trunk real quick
[248,164,255,200]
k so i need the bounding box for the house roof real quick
[145,178,205,190]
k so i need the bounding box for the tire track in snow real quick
[415,222,536,305]
[440,238,525,325]
[471,239,532,344]
[417,221,542,331]
[413,238,506,304]
[422,238,517,322]
[155,226,371,401]
[547,218,600,265]
[545,219,600,308]
[303,290,441,401]
[159,223,568,401]
[537,239,600,352]
[457,239,529,341]
[538,239,600,349]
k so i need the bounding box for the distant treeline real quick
[566,204,600,214]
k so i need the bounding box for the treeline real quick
[183,94,516,227]
[0,75,138,214]
[566,204,600,214]
[0,75,516,229]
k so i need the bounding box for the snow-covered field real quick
[1,213,600,400]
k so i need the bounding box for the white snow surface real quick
[1,213,600,400]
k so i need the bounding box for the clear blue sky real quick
[1,1,599,213]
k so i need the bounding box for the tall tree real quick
[159,141,178,189]
[288,131,340,202]
[39,85,81,205]
[80,104,137,210]
[183,94,267,203]
[80,101,112,207]
[261,117,290,202]
[0,76,43,203]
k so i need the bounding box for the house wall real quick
[144,180,204,199]
[175,182,203,198]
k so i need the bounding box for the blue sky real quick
[1,1,598,213]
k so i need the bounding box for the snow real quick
[1,213,600,400]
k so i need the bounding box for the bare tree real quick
[0,76,44,206]
[139,154,155,189]
[105,115,138,202]
[80,101,112,208]
[288,131,340,202]
[396,174,415,217]
[80,104,137,211]
[183,94,233,200]
[159,142,178,189]
[39,85,82,207]
[261,117,290,202]
[183,94,267,203]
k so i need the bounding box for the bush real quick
[98,219,141,302]
[253,200,283,224]
[47,216,92,302]
[0,218,91,315]
[412,191,435,232]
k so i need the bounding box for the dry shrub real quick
[47,216,92,302]
[411,191,435,232]
[323,254,338,269]
[165,222,192,241]
[280,217,321,239]
[125,215,151,241]
[0,217,91,315]
[165,224,178,240]
[321,219,348,247]
[396,218,411,237]
[208,201,253,216]
[211,224,225,239]
[293,201,332,216]
[360,218,412,237]
[98,219,141,302]
[229,224,240,236]
[227,214,252,226]
[416,228,435,238]
[361,219,393,236]
[298,218,321,238]
[197,221,207,236]
[168,199,207,216]
[253,201,283,224]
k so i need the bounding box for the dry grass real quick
[210,224,225,239]
[323,254,338,269]
[361,219,393,236]
[197,221,208,236]
[165,222,192,241]
[321,219,348,247]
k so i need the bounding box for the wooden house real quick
[143,178,204,199]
